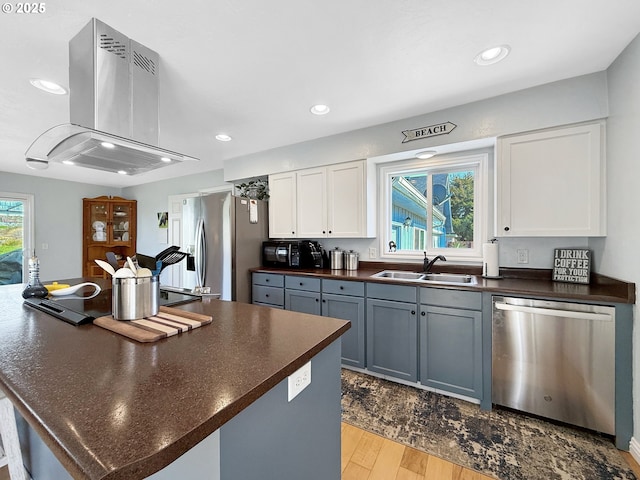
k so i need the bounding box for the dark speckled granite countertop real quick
[252,262,635,304]
[0,279,350,480]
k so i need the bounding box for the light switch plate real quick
[288,361,311,402]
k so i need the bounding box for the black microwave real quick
[262,241,300,267]
[262,240,324,268]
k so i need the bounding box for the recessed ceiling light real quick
[474,45,510,66]
[101,142,115,149]
[62,160,74,165]
[29,78,68,95]
[310,104,330,115]
[215,134,232,142]
[117,170,127,175]
[416,150,437,159]
[160,157,171,163]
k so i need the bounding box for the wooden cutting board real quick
[94,306,213,343]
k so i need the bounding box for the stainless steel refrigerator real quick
[180,192,268,303]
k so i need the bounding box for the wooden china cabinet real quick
[82,196,137,277]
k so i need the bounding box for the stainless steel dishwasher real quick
[492,296,615,434]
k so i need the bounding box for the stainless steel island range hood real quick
[25,18,198,175]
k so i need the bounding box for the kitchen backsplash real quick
[308,236,590,270]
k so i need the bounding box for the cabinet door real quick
[496,122,605,236]
[419,305,482,399]
[322,293,365,368]
[87,201,110,244]
[366,298,418,382]
[327,161,365,237]
[296,167,328,237]
[285,289,321,315]
[110,201,134,244]
[268,172,297,238]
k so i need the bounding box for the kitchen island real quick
[0,279,350,480]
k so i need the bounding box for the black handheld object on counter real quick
[136,246,188,275]
[23,297,94,325]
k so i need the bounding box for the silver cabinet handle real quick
[494,302,612,321]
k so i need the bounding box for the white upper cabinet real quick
[326,161,366,237]
[268,171,297,238]
[496,122,606,237]
[296,167,327,237]
[269,160,375,239]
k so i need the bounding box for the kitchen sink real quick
[370,270,427,281]
[370,270,477,285]
[421,273,477,285]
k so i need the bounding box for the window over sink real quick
[378,150,489,262]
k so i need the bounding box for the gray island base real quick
[17,340,341,480]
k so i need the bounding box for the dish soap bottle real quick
[22,251,48,299]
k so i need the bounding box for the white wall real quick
[591,32,640,454]
[223,72,608,269]
[0,172,117,280]
[224,72,608,181]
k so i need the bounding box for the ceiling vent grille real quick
[133,50,156,75]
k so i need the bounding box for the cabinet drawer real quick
[322,279,364,297]
[285,275,321,292]
[420,287,481,310]
[253,302,284,309]
[367,283,417,303]
[253,273,284,288]
[252,285,284,306]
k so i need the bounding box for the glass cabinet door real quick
[111,202,132,243]
[89,202,109,243]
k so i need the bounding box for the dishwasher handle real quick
[494,302,613,322]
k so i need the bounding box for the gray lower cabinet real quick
[419,287,483,399]
[285,289,321,314]
[322,279,365,368]
[366,283,418,382]
[252,275,484,399]
[285,275,321,315]
[252,273,285,308]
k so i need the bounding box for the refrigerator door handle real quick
[195,218,207,286]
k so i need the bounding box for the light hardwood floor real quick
[342,422,640,480]
[342,422,493,480]
[2,425,639,480]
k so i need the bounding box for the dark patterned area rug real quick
[341,369,636,480]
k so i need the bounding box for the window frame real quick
[0,192,34,283]
[378,151,489,263]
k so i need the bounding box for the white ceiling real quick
[1,0,639,188]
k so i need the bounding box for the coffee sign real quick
[552,248,591,284]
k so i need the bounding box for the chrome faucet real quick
[422,252,446,272]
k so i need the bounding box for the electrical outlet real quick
[369,247,377,259]
[288,361,311,402]
[517,249,529,264]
